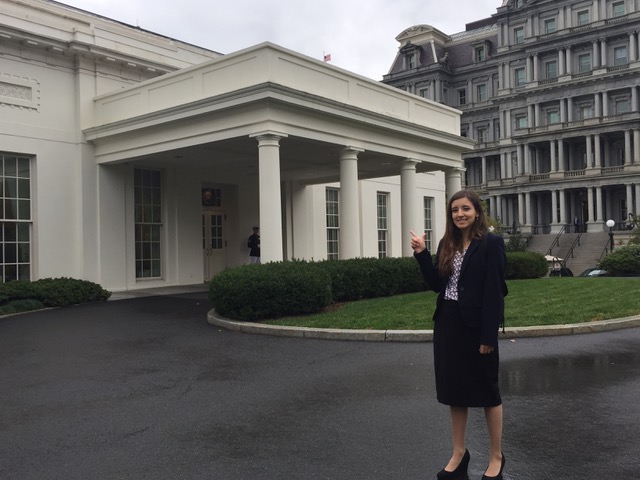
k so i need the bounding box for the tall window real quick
[545,61,558,79]
[423,197,433,252]
[134,169,162,278]
[419,87,430,99]
[615,97,630,114]
[476,84,487,102]
[326,188,339,260]
[0,154,31,282]
[475,46,486,62]
[514,27,525,44]
[612,1,626,17]
[458,88,467,106]
[578,53,592,72]
[514,68,526,87]
[546,109,560,124]
[515,114,528,129]
[577,10,590,25]
[476,127,488,143]
[377,192,389,258]
[544,18,557,33]
[406,53,416,69]
[579,104,593,119]
[614,46,627,65]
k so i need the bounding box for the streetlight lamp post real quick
[606,219,615,252]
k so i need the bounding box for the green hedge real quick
[505,251,548,279]
[209,252,547,322]
[209,261,332,321]
[0,277,111,309]
[598,244,640,276]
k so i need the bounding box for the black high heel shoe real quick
[481,452,505,480]
[436,449,470,480]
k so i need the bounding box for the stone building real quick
[383,0,640,238]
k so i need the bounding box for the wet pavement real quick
[1,291,639,480]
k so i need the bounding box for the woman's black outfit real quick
[414,233,507,407]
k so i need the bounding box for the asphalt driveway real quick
[1,291,639,479]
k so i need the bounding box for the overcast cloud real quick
[59,0,501,80]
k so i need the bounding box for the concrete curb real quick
[207,310,640,342]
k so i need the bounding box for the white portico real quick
[86,43,471,269]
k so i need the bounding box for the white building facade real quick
[0,0,471,291]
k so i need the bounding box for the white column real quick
[446,168,464,199]
[596,186,604,222]
[550,140,557,171]
[627,184,634,216]
[559,189,567,226]
[481,156,487,184]
[339,147,363,259]
[565,46,572,75]
[551,190,558,225]
[586,135,593,168]
[600,38,608,67]
[558,139,565,171]
[587,187,595,226]
[525,192,532,226]
[625,130,632,165]
[594,134,602,168]
[635,184,640,216]
[400,159,420,257]
[496,195,503,223]
[634,129,640,165]
[518,193,525,227]
[253,132,287,263]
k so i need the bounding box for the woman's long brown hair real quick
[438,189,489,277]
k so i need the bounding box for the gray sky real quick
[60,0,501,80]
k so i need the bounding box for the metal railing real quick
[546,224,566,256]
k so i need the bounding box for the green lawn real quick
[263,277,640,330]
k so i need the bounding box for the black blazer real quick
[415,233,508,347]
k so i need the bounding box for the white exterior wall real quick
[1,0,469,290]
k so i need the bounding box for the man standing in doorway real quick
[248,226,260,264]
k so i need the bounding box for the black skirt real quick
[433,300,502,407]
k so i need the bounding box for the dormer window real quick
[515,0,524,7]
[475,46,486,62]
[400,42,422,71]
[406,53,416,69]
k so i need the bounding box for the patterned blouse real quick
[444,249,467,300]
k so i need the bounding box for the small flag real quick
[324,53,331,62]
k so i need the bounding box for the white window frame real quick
[423,197,433,252]
[546,109,560,125]
[0,153,32,282]
[376,192,389,259]
[458,88,467,106]
[325,187,340,260]
[134,168,163,279]
[515,114,528,130]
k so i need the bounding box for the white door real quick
[203,212,226,281]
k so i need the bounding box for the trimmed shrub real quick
[29,278,111,307]
[505,252,548,279]
[598,244,640,276]
[209,261,332,321]
[0,277,111,313]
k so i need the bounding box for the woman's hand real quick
[479,345,494,354]
[409,230,427,254]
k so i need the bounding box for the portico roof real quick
[84,42,472,184]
